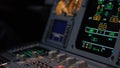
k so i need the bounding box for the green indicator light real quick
[108,38,113,41]
[96,12,100,14]
[108,5,112,8]
[98,2,103,4]
[91,37,98,42]
[105,3,113,10]
[98,0,103,4]
[109,32,115,36]
[88,34,92,37]
[89,28,94,33]
[93,47,100,52]
[100,8,103,13]
[105,11,109,16]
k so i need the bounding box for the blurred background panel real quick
[0,0,53,52]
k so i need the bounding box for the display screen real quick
[76,0,120,57]
[49,20,67,43]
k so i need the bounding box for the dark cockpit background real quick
[0,0,52,52]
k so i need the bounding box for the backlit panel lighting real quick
[76,0,120,57]
[55,0,82,16]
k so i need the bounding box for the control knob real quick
[75,60,88,68]
[56,54,67,62]
[48,51,58,59]
[65,57,76,66]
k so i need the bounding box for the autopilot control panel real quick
[0,0,120,68]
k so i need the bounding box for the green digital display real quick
[76,0,120,57]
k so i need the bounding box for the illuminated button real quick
[91,37,98,42]
[109,17,119,23]
[88,34,92,37]
[98,23,107,30]
[85,43,89,49]
[105,12,109,17]
[56,54,67,62]
[49,51,58,59]
[108,38,113,41]
[75,60,88,68]
[109,32,115,37]
[89,28,94,33]
[98,0,103,4]
[65,57,76,66]
[93,15,101,21]
[97,30,104,34]
[105,2,113,10]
